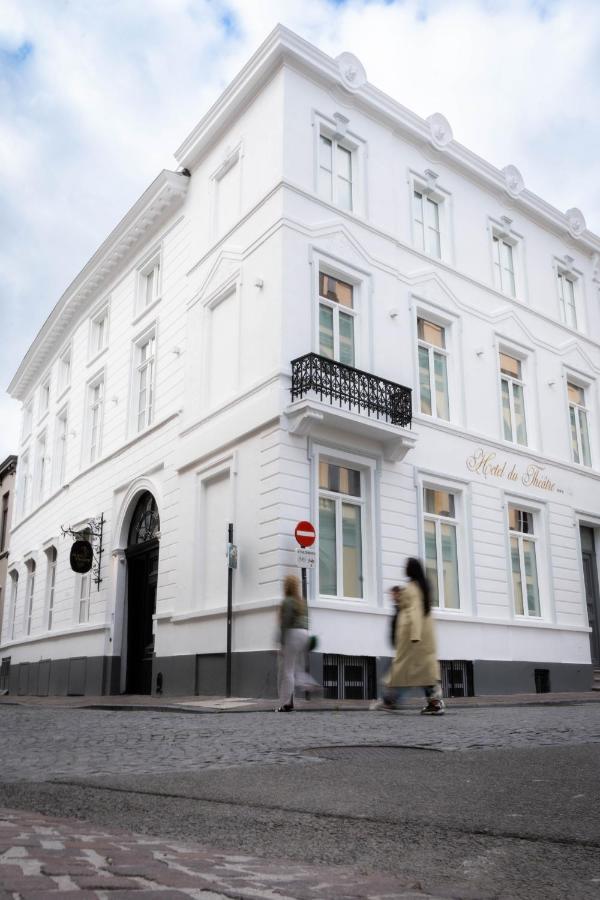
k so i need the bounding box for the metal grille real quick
[0,657,9,693]
[291,353,412,428]
[440,660,474,698]
[323,654,377,700]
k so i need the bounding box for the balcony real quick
[286,353,416,461]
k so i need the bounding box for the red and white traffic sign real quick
[294,520,316,548]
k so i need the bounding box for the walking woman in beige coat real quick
[375,558,445,715]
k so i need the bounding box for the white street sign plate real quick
[296,547,316,569]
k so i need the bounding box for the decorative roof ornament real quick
[565,207,586,239]
[502,165,525,198]
[335,52,367,92]
[426,113,453,150]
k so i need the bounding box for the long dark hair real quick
[406,557,431,616]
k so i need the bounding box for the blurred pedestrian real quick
[373,558,445,715]
[276,574,320,712]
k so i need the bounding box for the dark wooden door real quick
[580,527,600,666]
[126,542,158,694]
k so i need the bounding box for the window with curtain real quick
[508,505,541,617]
[423,487,460,610]
[499,352,527,446]
[568,382,592,466]
[318,273,356,367]
[417,317,449,420]
[318,461,364,599]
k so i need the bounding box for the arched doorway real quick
[125,491,160,694]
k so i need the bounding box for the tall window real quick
[87,378,104,464]
[557,271,577,329]
[508,505,540,617]
[418,318,449,420]
[78,572,91,624]
[413,191,441,258]
[500,352,527,445]
[9,571,18,640]
[90,306,109,356]
[35,432,48,504]
[45,547,57,631]
[19,452,30,517]
[319,134,353,211]
[139,257,161,310]
[493,236,516,297]
[136,333,156,431]
[318,273,355,366]
[423,488,460,610]
[58,348,71,393]
[568,382,591,467]
[25,560,36,636]
[22,401,33,441]
[54,408,68,487]
[319,462,363,599]
[0,492,8,552]
[39,379,50,418]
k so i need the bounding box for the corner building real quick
[3,27,600,698]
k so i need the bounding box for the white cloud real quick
[1,0,599,459]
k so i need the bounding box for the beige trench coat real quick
[384,582,440,687]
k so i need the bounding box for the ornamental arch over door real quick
[125,491,160,694]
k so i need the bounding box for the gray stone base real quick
[472,660,593,695]
[4,653,594,698]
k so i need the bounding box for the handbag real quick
[307,634,319,652]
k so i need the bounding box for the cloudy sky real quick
[1,0,600,459]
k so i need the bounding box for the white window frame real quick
[421,484,463,611]
[39,377,50,421]
[132,326,157,434]
[24,558,36,636]
[498,346,529,448]
[316,270,358,368]
[311,251,371,374]
[89,301,110,360]
[45,546,57,631]
[85,372,105,466]
[556,268,578,329]
[313,112,366,217]
[409,170,452,264]
[8,570,18,641]
[565,373,593,468]
[58,346,72,395]
[487,217,525,300]
[136,248,162,317]
[415,471,471,614]
[312,446,376,606]
[416,316,450,421]
[34,430,48,505]
[210,144,243,238]
[21,400,33,444]
[78,571,91,624]
[54,405,69,488]
[506,501,543,619]
[18,451,31,519]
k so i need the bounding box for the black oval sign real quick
[70,540,93,574]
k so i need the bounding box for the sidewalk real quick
[1,689,599,713]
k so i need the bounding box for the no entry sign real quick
[294,520,316,548]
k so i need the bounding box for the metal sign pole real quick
[301,567,307,602]
[226,522,233,698]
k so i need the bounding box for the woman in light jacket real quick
[276,574,320,712]
[378,558,445,715]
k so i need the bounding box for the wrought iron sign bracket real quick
[61,513,105,591]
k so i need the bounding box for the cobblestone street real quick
[0,700,599,898]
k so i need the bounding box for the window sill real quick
[87,346,109,368]
[56,385,71,404]
[2,621,109,649]
[132,296,161,327]
[313,597,389,615]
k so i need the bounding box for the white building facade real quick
[3,27,600,698]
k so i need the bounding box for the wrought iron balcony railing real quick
[290,353,412,428]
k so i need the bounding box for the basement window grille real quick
[322,654,377,700]
[0,657,9,693]
[440,660,474,698]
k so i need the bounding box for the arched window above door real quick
[128,492,160,546]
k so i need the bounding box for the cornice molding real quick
[8,170,189,401]
[175,24,600,256]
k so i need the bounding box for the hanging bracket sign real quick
[70,540,94,574]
